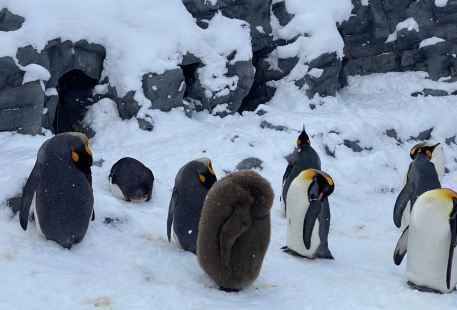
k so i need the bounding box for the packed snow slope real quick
[1,72,457,309]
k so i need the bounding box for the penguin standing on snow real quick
[393,143,441,228]
[167,158,217,254]
[282,169,335,259]
[393,188,457,293]
[410,142,445,181]
[19,132,95,249]
[109,157,154,203]
[197,170,274,292]
[281,127,321,215]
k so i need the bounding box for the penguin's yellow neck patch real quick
[301,169,317,182]
[199,174,206,183]
[85,144,93,156]
[72,152,79,162]
[325,175,334,186]
[208,164,215,176]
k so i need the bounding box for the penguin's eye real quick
[72,151,79,162]
[199,174,206,183]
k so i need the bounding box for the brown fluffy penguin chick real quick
[197,170,274,292]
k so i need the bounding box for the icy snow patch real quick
[419,37,446,49]
[435,0,448,7]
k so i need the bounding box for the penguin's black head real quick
[304,169,335,202]
[296,128,311,148]
[69,133,93,172]
[197,158,217,189]
[410,142,440,160]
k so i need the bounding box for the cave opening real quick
[180,62,200,98]
[53,69,98,134]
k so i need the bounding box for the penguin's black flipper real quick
[393,177,414,228]
[303,200,321,249]
[393,226,409,265]
[219,205,252,267]
[446,204,457,290]
[282,163,293,184]
[19,163,41,231]
[91,209,95,221]
[167,188,178,242]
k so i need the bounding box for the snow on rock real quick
[0,72,456,308]
[435,0,449,7]
[21,64,50,84]
[419,37,446,49]
[386,18,420,43]
[0,0,251,102]
[275,0,352,60]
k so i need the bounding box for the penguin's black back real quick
[170,160,213,253]
[282,145,321,209]
[36,134,94,248]
[110,157,154,201]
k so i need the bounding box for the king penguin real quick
[19,132,95,249]
[167,158,217,254]
[282,169,335,259]
[281,127,321,215]
[410,142,445,181]
[197,170,274,292]
[393,188,457,293]
[393,143,441,228]
[109,157,154,203]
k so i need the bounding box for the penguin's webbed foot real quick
[219,286,241,293]
[407,281,443,294]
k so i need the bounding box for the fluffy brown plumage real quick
[197,170,274,291]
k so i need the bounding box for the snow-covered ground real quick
[1,72,457,309]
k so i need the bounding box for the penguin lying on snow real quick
[282,169,335,259]
[197,170,274,292]
[393,188,457,293]
[109,157,154,203]
[167,158,217,254]
[281,127,321,215]
[19,132,95,249]
[393,143,442,228]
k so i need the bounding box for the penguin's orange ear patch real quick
[296,139,301,146]
[72,152,79,162]
[199,174,206,183]
[306,139,311,145]
[425,150,432,158]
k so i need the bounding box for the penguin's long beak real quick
[447,200,457,289]
[304,182,321,250]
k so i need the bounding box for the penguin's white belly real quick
[407,205,457,293]
[286,187,320,258]
[401,201,411,228]
[32,192,45,239]
[109,180,126,201]
[431,146,445,182]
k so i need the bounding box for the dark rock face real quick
[182,0,273,52]
[0,81,45,134]
[339,0,457,85]
[235,157,263,171]
[142,69,185,112]
[0,8,25,32]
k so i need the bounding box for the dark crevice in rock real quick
[180,62,200,99]
[54,70,98,134]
